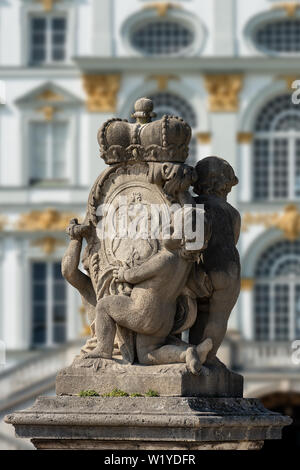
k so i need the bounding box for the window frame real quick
[22,106,77,187]
[120,8,206,57]
[20,1,75,67]
[254,244,300,341]
[245,9,300,57]
[29,13,68,66]
[31,260,67,347]
[252,99,300,202]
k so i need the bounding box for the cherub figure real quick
[62,219,97,353]
[190,156,241,361]
[85,210,213,375]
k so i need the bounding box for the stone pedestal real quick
[56,356,243,398]
[5,396,291,450]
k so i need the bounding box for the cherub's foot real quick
[186,347,202,375]
[84,347,112,359]
[196,338,213,365]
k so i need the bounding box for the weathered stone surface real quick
[56,356,243,398]
[5,396,292,450]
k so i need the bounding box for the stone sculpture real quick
[61,97,240,378]
[6,97,291,450]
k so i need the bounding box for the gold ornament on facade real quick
[204,75,243,112]
[36,0,60,12]
[32,236,65,255]
[36,106,57,121]
[237,132,253,144]
[82,74,121,113]
[36,89,64,102]
[147,74,179,91]
[278,75,300,90]
[242,205,300,241]
[241,279,254,291]
[196,132,211,144]
[272,2,300,17]
[17,208,78,232]
[144,2,182,17]
[0,215,7,231]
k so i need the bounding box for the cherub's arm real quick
[115,250,174,285]
[62,219,96,307]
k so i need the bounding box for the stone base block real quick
[56,356,243,398]
[5,396,291,450]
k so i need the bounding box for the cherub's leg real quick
[85,295,157,358]
[137,334,212,375]
[202,270,240,361]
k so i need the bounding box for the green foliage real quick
[79,390,100,397]
[130,393,143,397]
[144,389,160,397]
[101,388,129,397]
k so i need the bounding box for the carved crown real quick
[97,97,192,165]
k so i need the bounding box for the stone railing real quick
[234,341,297,370]
[0,341,82,407]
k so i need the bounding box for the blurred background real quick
[0,0,300,450]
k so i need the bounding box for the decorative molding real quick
[241,278,254,291]
[36,105,58,121]
[242,204,300,241]
[36,0,61,12]
[204,75,243,112]
[147,74,179,91]
[196,132,211,144]
[36,89,64,102]
[82,74,121,112]
[17,208,77,232]
[143,2,182,17]
[32,236,65,255]
[278,75,300,90]
[0,215,7,231]
[272,2,300,18]
[237,132,253,144]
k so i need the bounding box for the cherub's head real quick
[193,156,238,198]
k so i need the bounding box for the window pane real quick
[30,122,48,182]
[53,324,66,343]
[30,17,46,64]
[255,19,300,54]
[253,138,269,200]
[33,262,46,281]
[51,17,66,62]
[52,122,68,179]
[32,262,47,346]
[254,284,270,340]
[273,138,288,199]
[274,284,289,340]
[53,282,66,302]
[131,20,194,55]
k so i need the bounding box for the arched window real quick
[254,240,300,341]
[254,19,300,54]
[253,94,300,200]
[129,92,197,164]
[130,19,194,56]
